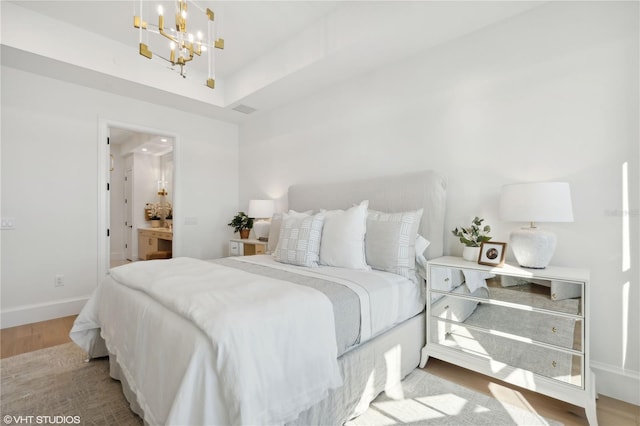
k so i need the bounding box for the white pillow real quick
[273,212,324,267]
[365,208,423,281]
[415,234,431,269]
[268,210,312,254]
[319,200,370,270]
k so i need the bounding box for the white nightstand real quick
[229,238,267,256]
[421,256,597,425]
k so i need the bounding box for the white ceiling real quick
[3,1,544,122]
[110,127,174,156]
[11,0,341,80]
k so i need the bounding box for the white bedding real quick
[235,255,423,343]
[70,255,423,425]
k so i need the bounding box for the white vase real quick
[462,246,480,262]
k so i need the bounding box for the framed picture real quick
[478,242,507,267]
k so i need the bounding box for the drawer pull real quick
[552,361,557,368]
[552,292,557,299]
[552,326,557,333]
[444,278,450,282]
[444,305,449,310]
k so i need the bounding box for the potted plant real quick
[452,216,492,261]
[228,211,254,239]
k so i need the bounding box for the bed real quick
[70,170,447,425]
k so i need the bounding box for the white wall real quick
[1,66,239,327]
[238,2,639,403]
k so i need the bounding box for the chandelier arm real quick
[134,0,220,89]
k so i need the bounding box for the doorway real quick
[107,126,175,268]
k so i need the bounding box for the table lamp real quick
[248,199,275,242]
[499,182,573,269]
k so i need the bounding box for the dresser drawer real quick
[229,241,243,256]
[430,266,464,293]
[432,318,583,387]
[430,297,582,352]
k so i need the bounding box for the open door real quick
[108,126,174,267]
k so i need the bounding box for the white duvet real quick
[70,256,423,425]
[73,257,342,425]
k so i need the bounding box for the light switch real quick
[184,217,198,225]
[1,217,15,230]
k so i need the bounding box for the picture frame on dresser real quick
[477,241,506,267]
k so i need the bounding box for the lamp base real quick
[510,227,557,269]
[253,219,271,241]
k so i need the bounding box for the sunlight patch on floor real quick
[488,381,547,424]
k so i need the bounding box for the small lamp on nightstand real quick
[248,199,275,242]
[499,182,574,269]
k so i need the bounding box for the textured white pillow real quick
[365,208,423,281]
[319,200,370,270]
[273,212,324,267]
[268,210,313,254]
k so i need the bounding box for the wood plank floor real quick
[0,315,76,359]
[1,317,638,425]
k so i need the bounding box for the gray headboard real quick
[288,170,447,260]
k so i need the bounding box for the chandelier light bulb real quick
[181,10,187,19]
[169,41,176,51]
[157,5,164,16]
[188,33,194,43]
[197,31,203,40]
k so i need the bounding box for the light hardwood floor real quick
[1,317,638,425]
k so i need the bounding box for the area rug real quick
[1,343,561,425]
[1,343,141,425]
[347,368,562,426]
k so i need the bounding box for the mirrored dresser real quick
[420,256,598,425]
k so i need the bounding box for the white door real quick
[124,168,134,260]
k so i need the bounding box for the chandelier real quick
[134,0,224,89]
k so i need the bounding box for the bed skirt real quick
[107,312,425,425]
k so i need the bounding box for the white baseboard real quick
[110,252,126,262]
[0,297,89,329]
[592,360,640,406]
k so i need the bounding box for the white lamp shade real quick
[499,182,573,223]
[248,199,275,219]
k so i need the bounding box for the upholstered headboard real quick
[288,170,447,260]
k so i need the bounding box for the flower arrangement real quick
[148,203,161,220]
[147,202,172,221]
[451,216,492,247]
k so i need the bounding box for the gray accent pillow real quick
[267,213,283,254]
[365,209,424,281]
[273,213,325,267]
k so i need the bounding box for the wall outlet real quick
[54,274,64,287]
[1,217,16,230]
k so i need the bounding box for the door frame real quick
[97,118,181,281]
